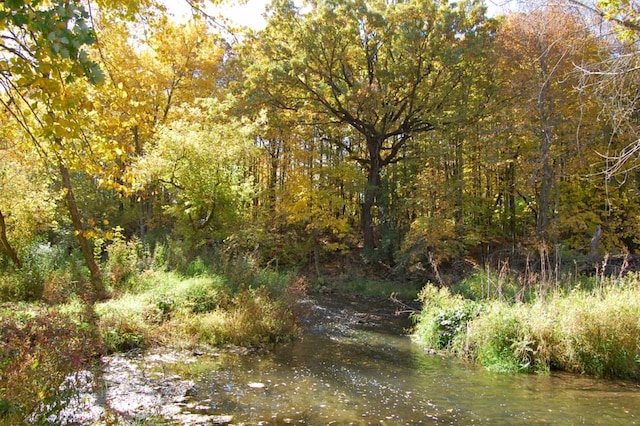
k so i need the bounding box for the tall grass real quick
[414,274,640,380]
[95,270,298,352]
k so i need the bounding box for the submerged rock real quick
[248,382,266,389]
[172,413,233,425]
[55,348,230,425]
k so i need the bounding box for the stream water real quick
[69,294,640,425]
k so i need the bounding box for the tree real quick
[87,14,228,241]
[246,0,491,256]
[0,124,56,269]
[568,1,640,181]
[0,0,161,299]
[129,99,256,258]
[569,0,640,41]
[495,4,601,243]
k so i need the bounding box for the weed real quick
[182,286,297,348]
[94,270,297,352]
[413,284,479,352]
[100,227,144,292]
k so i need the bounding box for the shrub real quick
[101,227,143,291]
[182,286,297,348]
[151,274,227,316]
[0,300,99,423]
[415,274,640,379]
[95,294,158,352]
[0,242,91,303]
[465,303,539,373]
[550,287,640,379]
[413,284,479,351]
[94,271,297,351]
[183,257,210,277]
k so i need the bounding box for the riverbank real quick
[413,273,640,380]
[44,292,640,425]
[0,267,300,424]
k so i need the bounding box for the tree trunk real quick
[59,161,106,301]
[536,53,557,243]
[362,138,382,256]
[0,209,22,268]
[537,128,553,241]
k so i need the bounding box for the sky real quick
[162,0,509,29]
[162,0,270,29]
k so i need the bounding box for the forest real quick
[1,0,640,422]
[1,0,640,291]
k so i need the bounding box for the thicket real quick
[0,300,99,424]
[413,270,640,380]
[2,0,640,422]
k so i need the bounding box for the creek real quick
[64,294,640,425]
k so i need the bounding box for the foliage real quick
[129,100,256,252]
[414,274,640,379]
[338,277,421,300]
[95,270,297,352]
[0,138,56,268]
[0,0,103,84]
[99,226,144,291]
[4,0,640,409]
[0,242,90,303]
[182,285,298,347]
[413,284,480,351]
[246,0,492,254]
[0,300,99,424]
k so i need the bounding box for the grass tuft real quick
[95,270,298,353]
[414,274,640,380]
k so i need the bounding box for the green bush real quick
[413,284,479,351]
[182,285,297,348]
[414,274,640,379]
[549,286,640,379]
[465,303,540,373]
[152,274,227,316]
[184,257,210,277]
[94,271,298,351]
[95,294,157,352]
[101,227,143,291]
[0,242,90,303]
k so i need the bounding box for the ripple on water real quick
[58,296,640,425]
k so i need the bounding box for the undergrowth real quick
[0,238,301,424]
[0,300,100,424]
[413,273,640,380]
[95,271,298,352]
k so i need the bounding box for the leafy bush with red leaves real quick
[0,301,101,423]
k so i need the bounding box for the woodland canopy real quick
[1,0,640,292]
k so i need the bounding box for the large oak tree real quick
[246,0,491,256]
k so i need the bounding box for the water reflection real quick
[174,296,640,425]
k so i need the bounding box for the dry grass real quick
[95,271,298,352]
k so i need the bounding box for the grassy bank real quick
[413,273,640,380]
[0,245,300,423]
[96,270,298,352]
